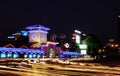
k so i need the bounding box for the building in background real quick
[49,34,58,42]
[0,24,88,58]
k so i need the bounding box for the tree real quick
[83,34,102,56]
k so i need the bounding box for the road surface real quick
[0,63,120,76]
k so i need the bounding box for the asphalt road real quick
[0,63,120,76]
[0,66,96,76]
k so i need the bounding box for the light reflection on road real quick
[0,64,119,76]
[0,68,99,76]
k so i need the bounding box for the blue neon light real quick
[37,54,41,58]
[29,54,33,58]
[63,52,80,55]
[7,54,12,58]
[1,53,6,58]
[24,54,27,58]
[13,54,19,58]
[33,54,36,58]
[0,47,44,55]
[21,31,28,36]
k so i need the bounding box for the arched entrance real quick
[49,48,55,58]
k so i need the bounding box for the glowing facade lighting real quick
[74,30,81,44]
[26,24,50,31]
[29,54,33,58]
[3,44,15,48]
[8,36,15,39]
[7,54,12,58]
[0,47,44,58]
[33,54,36,58]
[21,31,28,36]
[24,54,27,58]
[37,54,41,58]
[0,47,44,54]
[82,34,86,36]
[29,30,48,33]
[63,51,80,55]
[41,41,59,47]
[1,53,6,58]
[75,30,81,34]
[26,24,50,34]
[13,54,19,58]
[76,34,80,44]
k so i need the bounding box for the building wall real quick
[41,44,61,58]
[29,31,47,48]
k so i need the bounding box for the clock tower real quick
[26,24,50,48]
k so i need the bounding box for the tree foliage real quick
[83,34,102,56]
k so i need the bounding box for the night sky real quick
[0,0,120,44]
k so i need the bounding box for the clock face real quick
[32,34,37,40]
[41,35,45,41]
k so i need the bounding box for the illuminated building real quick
[26,24,50,48]
[0,24,85,58]
[41,41,61,58]
[26,25,62,58]
[0,24,63,58]
[0,44,44,58]
[0,24,50,58]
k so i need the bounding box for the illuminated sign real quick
[81,50,87,54]
[79,44,87,49]
[76,34,80,44]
